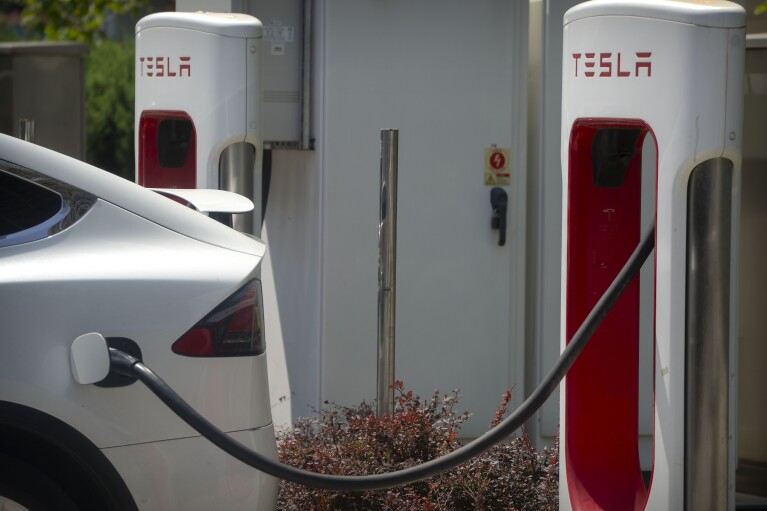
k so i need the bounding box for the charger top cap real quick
[136,11,263,38]
[564,0,745,29]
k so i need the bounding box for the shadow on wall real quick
[261,149,322,430]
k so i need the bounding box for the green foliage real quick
[277,383,559,511]
[757,2,767,15]
[86,39,135,179]
[19,0,146,43]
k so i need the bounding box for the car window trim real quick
[0,160,97,248]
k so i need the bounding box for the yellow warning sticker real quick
[484,147,510,186]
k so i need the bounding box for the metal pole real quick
[377,129,398,417]
[685,157,732,511]
[19,119,34,143]
[300,0,312,150]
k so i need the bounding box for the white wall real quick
[315,0,528,439]
[261,150,322,427]
[263,0,530,440]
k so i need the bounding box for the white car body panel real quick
[0,134,278,509]
[103,427,278,510]
[150,188,255,214]
[0,134,264,257]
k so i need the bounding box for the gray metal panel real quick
[737,37,767,497]
[746,33,767,48]
[0,42,89,55]
[685,157,733,511]
[248,0,303,147]
[0,42,87,160]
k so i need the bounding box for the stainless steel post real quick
[219,142,257,235]
[377,129,398,417]
[685,157,733,510]
[19,119,34,143]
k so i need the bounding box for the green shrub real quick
[86,38,135,180]
[19,0,147,43]
[277,382,559,511]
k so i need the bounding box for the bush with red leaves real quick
[277,382,558,511]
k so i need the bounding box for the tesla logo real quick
[139,56,191,77]
[572,52,652,78]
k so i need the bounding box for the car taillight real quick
[172,279,265,357]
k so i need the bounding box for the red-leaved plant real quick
[276,382,558,510]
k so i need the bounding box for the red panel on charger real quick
[565,118,653,511]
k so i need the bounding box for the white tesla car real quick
[0,133,278,510]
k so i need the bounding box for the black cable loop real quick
[109,225,655,491]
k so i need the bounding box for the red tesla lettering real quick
[180,57,191,77]
[572,53,582,77]
[617,53,630,77]
[167,56,177,77]
[584,53,595,77]
[599,53,612,77]
[572,51,653,78]
[156,57,165,77]
[138,55,191,78]
[636,52,652,77]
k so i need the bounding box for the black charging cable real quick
[109,226,655,491]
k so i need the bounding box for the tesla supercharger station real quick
[559,1,745,510]
[135,12,263,235]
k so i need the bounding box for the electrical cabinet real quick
[177,0,307,148]
[0,42,87,159]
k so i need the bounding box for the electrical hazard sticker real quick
[484,147,510,186]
